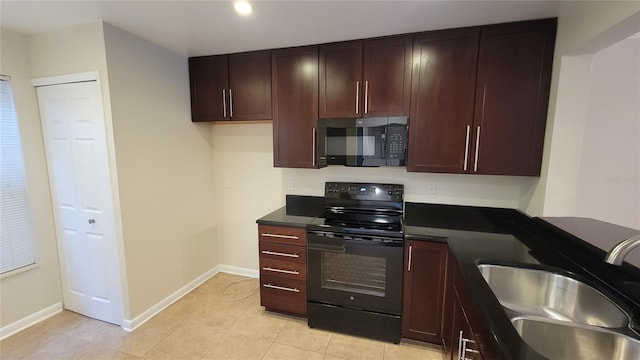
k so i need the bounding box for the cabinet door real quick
[407,29,479,173]
[363,36,413,117]
[228,50,272,120]
[272,46,319,168]
[189,55,229,122]
[472,19,556,176]
[451,295,465,360]
[402,240,448,343]
[452,296,484,360]
[319,41,363,118]
[442,247,457,359]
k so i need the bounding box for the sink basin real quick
[477,264,627,328]
[512,316,640,360]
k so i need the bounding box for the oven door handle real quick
[307,242,346,253]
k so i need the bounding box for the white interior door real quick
[36,79,122,325]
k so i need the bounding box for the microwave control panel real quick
[386,125,407,160]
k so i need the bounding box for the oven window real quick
[321,252,386,297]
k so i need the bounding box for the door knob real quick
[88,219,95,224]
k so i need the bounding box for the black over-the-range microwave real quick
[317,117,408,167]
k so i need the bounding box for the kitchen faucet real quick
[604,234,640,265]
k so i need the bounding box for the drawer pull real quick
[263,283,300,293]
[262,267,300,275]
[261,233,300,240]
[261,250,299,258]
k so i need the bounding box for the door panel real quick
[407,29,479,173]
[37,80,122,325]
[402,240,448,343]
[271,46,319,168]
[228,50,272,120]
[363,36,412,117]
[189,55,229,121]
[319,41,363,118]
[473,20,556,176]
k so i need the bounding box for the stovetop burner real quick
[311,208,403,233]
[307,182,405,238]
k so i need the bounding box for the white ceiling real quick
[1,1,561,57]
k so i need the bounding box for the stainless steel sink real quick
[512,316,640,360]
[477,264,627,328]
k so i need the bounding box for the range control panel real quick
[324,182,404,202]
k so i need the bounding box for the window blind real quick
[0,75,36,273]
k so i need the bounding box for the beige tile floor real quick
[0,273,444,360]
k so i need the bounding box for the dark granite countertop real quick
[256,198,640,359]
[401,202,640,359]
[256,195,324,228]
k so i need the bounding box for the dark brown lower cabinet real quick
[447,249,497,360]
[401,240,448,343]
[258,224,307,316]
[451,294,483,360]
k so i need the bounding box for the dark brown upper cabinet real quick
[272,46,319,168]
[408,19,556,176]
[319,36,412,118]
[319,42,363,118]
[189,50,272,122]
[407,28,480,173]
[472,19,556,176]
[189,55,229,122]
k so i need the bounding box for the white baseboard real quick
[0,302,63,340]
[217,264,259,278]
[121,264,257,331]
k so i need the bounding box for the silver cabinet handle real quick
[461,336,467,360]
[229,88,234,117]
[222,89,227,118]
[457,330,464,360]
[407,245,413,272]
[474,125,481,172]
[463,125,471,171]
[261,250,300,258]
[263,283,300,293]
[355,80,360,114]
[312,127,317,167]
[462,337,478,359]
[261,233,299,240]
[262,267,300,275]
[364,80,369,114]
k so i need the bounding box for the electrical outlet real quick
[287,179,295,191]
[224,177,231,188]
[427,184,437,198]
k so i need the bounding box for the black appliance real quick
[317,117,408,167]
[306,182,404,343]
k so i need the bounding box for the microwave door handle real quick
[382,126,387,159]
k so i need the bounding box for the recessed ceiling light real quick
[234,1,252,16]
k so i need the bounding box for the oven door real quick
[307,230,403,315]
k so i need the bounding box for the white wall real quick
[103,23,218,318]
[213,124,284,271]
[0,28,62,329]
[538,4,640,230]
[524,3,640,217]
[572,37,640,229]
[25,22,135,321]
[212,123,538,270]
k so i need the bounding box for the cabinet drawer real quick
[260,257,306,281]
[260,275,306,316]
[259,242,306,264]
[258,225,307,246]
